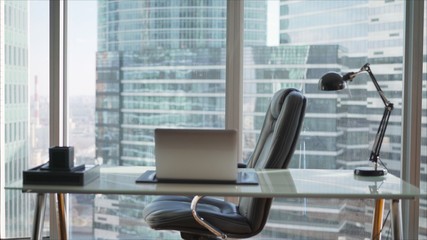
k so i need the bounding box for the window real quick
[243,0,404,238]
[1,0,424,239]
[242,1,425,239]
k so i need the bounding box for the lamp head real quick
[318,72,347,91]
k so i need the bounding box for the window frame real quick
[49,1,67,239]
[401,0,424,238]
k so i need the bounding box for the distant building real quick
[96,0,267,166]
[0,0,31,238]
[270,0,427,238]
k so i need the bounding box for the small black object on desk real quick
[40,146,85,172]
[49,146,76,170]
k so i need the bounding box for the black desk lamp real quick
[319,63,393,176]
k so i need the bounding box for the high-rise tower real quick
[96,0,267,166]
[269,0,427,239]
[0,0,30,238]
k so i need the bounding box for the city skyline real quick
[29,0,97,97]
[28,0,279,97]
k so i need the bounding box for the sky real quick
[29,0,97,97]
[29,0,278,97]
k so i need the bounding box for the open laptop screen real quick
[154,129,238,182]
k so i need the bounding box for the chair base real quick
[354,167,387,176]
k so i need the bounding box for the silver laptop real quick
[154,128,238,183]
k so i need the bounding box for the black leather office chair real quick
[143,88,306,239]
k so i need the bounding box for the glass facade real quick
[96,0,267,167]
[254,0,426,239]
[0,0,31,238]
[277,0,403,180]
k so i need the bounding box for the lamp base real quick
[354,167,387,177]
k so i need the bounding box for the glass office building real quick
[265,0,427,239]
[96,0,267,167]
[93,0,426,239]
[0,0,31,238]
[278,0,406,174]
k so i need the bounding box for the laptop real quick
[135,128,258,184]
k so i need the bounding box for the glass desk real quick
[6,167,421,240]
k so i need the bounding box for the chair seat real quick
[143,196,252,236]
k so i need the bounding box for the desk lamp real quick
[319,63,393,176]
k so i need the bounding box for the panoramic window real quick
[241,0,425,239]
[1,0,425,239]
[69,1,228,239]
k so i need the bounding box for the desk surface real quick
[6,167,420,199]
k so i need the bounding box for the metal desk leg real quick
[372,198,385,240]
[32,193,46,240]
[57,193,68,240]
[391,199,402,240]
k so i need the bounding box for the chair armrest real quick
[191,196,227,239]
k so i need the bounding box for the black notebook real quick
[136,169,259,185]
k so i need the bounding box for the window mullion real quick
[63,0,68,146]
[402,0,424,239]
[226,0,244,160]
[49,0,67,239]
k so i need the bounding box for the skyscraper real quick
[291,0,407,173]
[96,0,267,166]
[264,0,426,238]
[0,0,31,238]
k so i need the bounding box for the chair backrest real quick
[238,88,306,237]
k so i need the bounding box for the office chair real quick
[143,88,306,239]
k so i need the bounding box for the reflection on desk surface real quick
[285,169,419,199]
[5,167,420,199]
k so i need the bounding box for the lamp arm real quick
[361,63,394,164]
[369,104,393,163]
[363,63,392,107]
